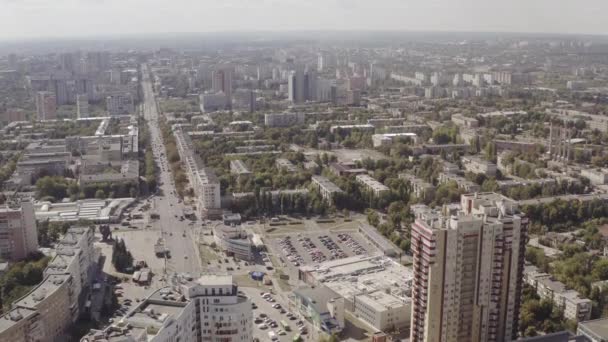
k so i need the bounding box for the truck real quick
[154,238,168,257]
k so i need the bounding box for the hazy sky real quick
[1,0,607,40]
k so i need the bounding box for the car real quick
[279,308,286,314]
[254,318,263,324]
[257,324,268,330]
[278,330,286,336]
[259,313,268,318]
[289,316,297,320]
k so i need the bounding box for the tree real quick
[366,209,379,227]
[112,239,134,273]
[95,189,106,199]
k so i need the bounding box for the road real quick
[141,64,202,276]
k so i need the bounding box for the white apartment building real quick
[355,174,390,197]
[81,275,253,342]
[524,265,592,322]
[0,227,95,342]
[174,128,222,219]
[311,175,343,201]
[461,155,498,177]
[0,202,38,261]
[410,193,527,342]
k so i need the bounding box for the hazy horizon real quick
[1,0,607,40]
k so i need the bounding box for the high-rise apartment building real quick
[212,67,233,108]
[76,94,89,118]
[288,68,316,104]
[0,202,38,261]
[35,91,57,120]
[410,193,527,342]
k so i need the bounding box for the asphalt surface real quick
[141,65,202,276]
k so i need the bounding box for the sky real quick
[0,0,607,40]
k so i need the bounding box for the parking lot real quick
[271,229,377,270]
[240,287,311,342]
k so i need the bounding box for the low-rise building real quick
[292,286,344,336]
[577,318,608,342]
[461,155,497,177]
[213,224,254,261]
[353,291,410,332]
[581,168,608,185]
[451,114,479,128]
[276,158,298,173]
[399,173,435,201]
[524,265,592,322]
[264,112,305,127]
[358,223,398,257]
[311,175,343,202]
[437,172,481,192]
[229,159,252,178]
[372,133,417,147]
[356,174,390,196]
[299,254,412,333]
[79,159,139,187]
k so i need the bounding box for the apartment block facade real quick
[410,193,527,342]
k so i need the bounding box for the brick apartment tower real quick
[410,193,528,342]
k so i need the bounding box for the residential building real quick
[461,155,498,177]
[399,174,435,202]
[524,265,592,322]
[76,94,89,118]
[199,92,228,113]
[264,112,305,127]
[410,193,528,342]
[106,93,134,115]
[229,159,252,179]
[356,174,389,197]
[311,175,343,201]
[81,275,252,342]
[212,67,233,107]
[1,108,27,124]
[438,172,481,192]
[372,133,418,147]
[0,227,95,342]
[276,158,298,173]
[0,201,38,261]
[451,114,479,128]
[36,91,57,120]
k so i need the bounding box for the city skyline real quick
[0,0,608,40]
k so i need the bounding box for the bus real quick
[280,320,291,331]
